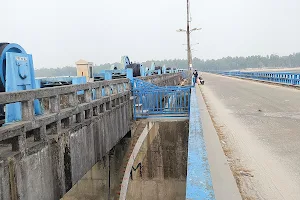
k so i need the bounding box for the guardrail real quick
[185,87,215,199]
[220,71,300,85]
[132,78,191,119]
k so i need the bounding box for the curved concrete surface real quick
[119,122,154,200]
[201,73,300,200]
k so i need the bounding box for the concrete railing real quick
[0,78,132,200]
[0,78,131,155]
[220,71,300,85]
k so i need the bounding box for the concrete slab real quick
[195,86,242,200]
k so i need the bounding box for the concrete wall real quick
[127,120,189,200]
[62,132,132,200]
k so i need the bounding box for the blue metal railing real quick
[132,78,191,119]
[220,71,300,85]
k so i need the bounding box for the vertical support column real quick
[11,130,26,157]
[33,125,46,142]
[84,89,92,103]
[49,95,61,134]
[104,86,112,111]
[22,100,34,121]
[112,84,118,94]
[96,87,102,99]
[50,95,60,113]
[69,91,78,107]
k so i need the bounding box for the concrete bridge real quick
[0,73,185,200]
[2,70,299,200]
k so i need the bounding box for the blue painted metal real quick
[0,43,26,86]
[186,87,216,200]
[221,71,300,85]
[162,65,167,74]
[126,68,133,81]
[94,68,133,81]
[35,76,87,88]
[121,56,131,69]
[132,78,191,119]
[72,76,87,95]
[4,51,42,123]
[143,62,162,76]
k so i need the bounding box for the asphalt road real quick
[201,73,300,200]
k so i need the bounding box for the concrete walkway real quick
[195,85,242,200]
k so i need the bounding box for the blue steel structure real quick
[221,71,300,85]
[0,43,42,124]
[35,76,87,88]
[93,56,180,80]
[94,68,133,81]
[132,78,191,119]
[144,62,161,76]
[186,87,215,200]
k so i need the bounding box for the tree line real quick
[35,53,300,77]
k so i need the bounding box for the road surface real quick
[200,73,300,200]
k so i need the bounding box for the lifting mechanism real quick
[0,43,42,125]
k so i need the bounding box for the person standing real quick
[193,70,198,86]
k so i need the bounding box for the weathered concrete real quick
[0,73,183,199]
[62,120,189,200]
[62,132,133,200]
[127,120,189,200]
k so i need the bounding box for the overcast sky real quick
[2,0,300,68]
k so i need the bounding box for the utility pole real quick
[186,0,192,70]
[177,0,201,70]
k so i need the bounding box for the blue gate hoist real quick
[0,43,42,125]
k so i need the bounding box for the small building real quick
[75,59,94,82]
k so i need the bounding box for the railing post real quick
[96,87,102,99]
[49,95,60,113]
[12,132,26,157]
[22,100,34,121]
[112,84,118,94]
[69,92,78,107]
[84,89,92,103]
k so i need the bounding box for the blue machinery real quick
[93,56,178,81]
[0,43,181,125]
[35,76,87,88]
[132,78,191,119]
[0,43,42,124]
[94,56,142,80]
[0,43,87,125]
